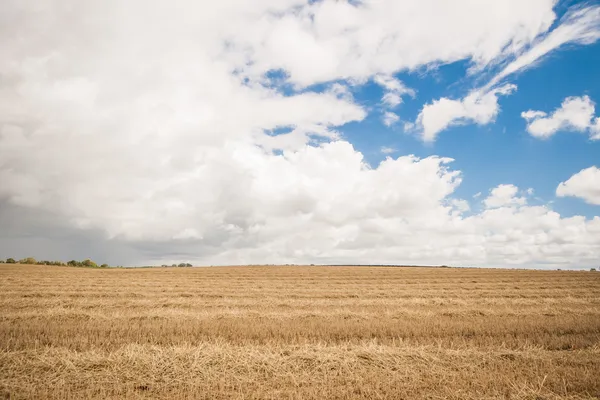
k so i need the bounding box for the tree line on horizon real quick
[0,257,194,268]
[1,257,110,268]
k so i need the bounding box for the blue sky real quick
[1,0,599,268]
[343,38,600,219]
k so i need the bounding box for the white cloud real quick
[414,4,600,142]
[382,112,400,127]
[451,199,470,213]
[522,95,600,139]
[235,0,562,86]
[1,0,600,269]
[521,110,548,120]
[557,167,600,205]
[484,184,528,209]
[380,146,396,155]
[373,74,415,108]
[415,85,516,142]
[593,119,600,140]
[382,93,403,108]
[488,5,600,88]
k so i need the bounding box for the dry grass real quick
[1,264,599,399]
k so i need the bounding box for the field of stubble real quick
[1,264,599,399]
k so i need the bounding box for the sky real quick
[0,0,599,269]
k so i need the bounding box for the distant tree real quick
[178,263,187,268]
[185,263,192,267]
[67,260,81,267]
[0,260,4,264]
[591,268,597,272]
[6,258,16,264]
[19,257,37,265]
[171,264,177,267]
[82,259,98,268]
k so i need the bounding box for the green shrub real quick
[82,259,98,268]
[6,258,16,264]
[100,264,109,268]
[19,257,37,265]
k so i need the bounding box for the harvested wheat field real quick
[1,264,600,399]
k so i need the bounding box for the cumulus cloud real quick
[1,0,600,268]
[415,85,516,142]
[484,184,528,209]
[557,167,600,205]
[522,95,600,139]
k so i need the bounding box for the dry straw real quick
[1,264,599,399]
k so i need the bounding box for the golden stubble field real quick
[1,264,599,399]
